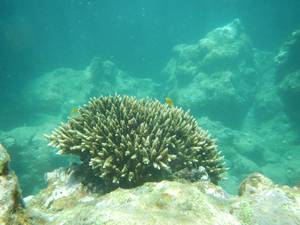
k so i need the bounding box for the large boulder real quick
[235,173,300,225]
[163,19,259,128]
[26,167,240,225]
[278,70,300,124]
[88,57,160,99]
[0,143,10,175]
[0,144,30,224]
[275,29,300,81]
[22,57,160,117]
[275,29,300,125]
[22,67,90,115]
[24,166,300,225]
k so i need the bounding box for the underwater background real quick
[0,0,300,196]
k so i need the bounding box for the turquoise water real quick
[0,0,300,196]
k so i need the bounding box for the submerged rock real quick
[23,166,300,225]
[163,19,259,128]
[22,57,159,117]
[0,143,10,175]
[27,167,239,225]
[235,173,300,225]
[278,70,300,124]
[275,29,300,125]
[0,144,30,224]
[1,146,300,224]
[275,29,300,81]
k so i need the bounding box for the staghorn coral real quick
[46,95,226,188]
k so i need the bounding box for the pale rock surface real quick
[234,173,300,225]
[0,143,10,175]
[0,144,29,224]
[24,167,300,225]
[163,19,258,128]
[27,167,240,225]
[22,57,159,116]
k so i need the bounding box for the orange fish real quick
[70,107,79,117]
[165,97,174,107]
[71,107,79,113]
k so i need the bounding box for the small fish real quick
[165,97,174,107]
[70,107,79,117]
[71,107,79,113]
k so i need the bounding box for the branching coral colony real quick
[46,95,226,188]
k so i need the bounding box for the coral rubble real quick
[47,95,226,188]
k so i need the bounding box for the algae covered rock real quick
[278,70,300,123]
[275,29,300,81]
[27,167,240,225]
[88,57,159,98]
[232,173,300,225]
[23,67,90,115]
[22,57,159,117]
[25,168,300,225]
[275,29,300,125]
[0,143,10,175]
[0,144,31,225]
[163,19,258,128]
[47,95,226,188]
